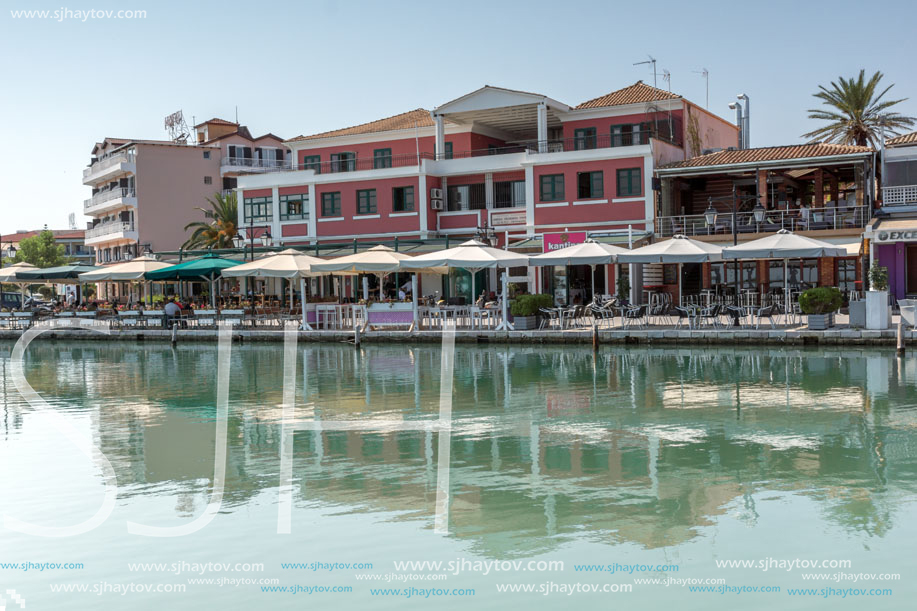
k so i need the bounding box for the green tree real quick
[182,191,238,249]
[802,69,916,146]
[13,230,68,268]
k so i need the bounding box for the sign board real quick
[876,229,917,242]
[491,211,527,227]
[543,231,587,253]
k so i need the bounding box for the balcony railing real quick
[86,221,135,240]
[83,151,134,180]
[221,156,289,171]
[883,184,917,206]
[83,187,136,211]
[656,205,869,237]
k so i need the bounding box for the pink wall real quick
[279,185,309,196]
[534,158,647,202]
[438,212,481,230]
[563,110,684,140]
[313,176,421,236]
[682,102,740,156]
[298,136,435,165]
[281,223,310,237]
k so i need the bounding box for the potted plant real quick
[616,273,630,305]
[865,263,890,330]
[510,294,554,330]
[798,287,843,330]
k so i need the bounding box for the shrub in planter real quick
[868,263,888,291]
[510,293,554,330]
[798,286,843,330]
[616,274,630,305]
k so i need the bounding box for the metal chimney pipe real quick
[728,101,744,149]
[737,94,749,148]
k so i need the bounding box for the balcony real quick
[83,187,137,215]
[82,151,135,185]
[85,221,137,245]
[656,205,869,238]
[221,156,290,173]
[883,184,917,207]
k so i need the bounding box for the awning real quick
[818,237,862,256]
[509,231,652,251]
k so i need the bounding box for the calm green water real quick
[1,340,916,610]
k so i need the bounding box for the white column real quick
[307,183,317,239]
[418,174,429,238]
[524,165,535,237]
[270,186,281,241]
[484,172,494,209]
[536,102,548,153]
[434,114,445,160]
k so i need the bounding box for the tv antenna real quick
[693,68,709,108]
[164,110,190,144]
[633,55,657,88]
[662,69,671,92]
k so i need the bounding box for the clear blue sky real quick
[2,0,915,232]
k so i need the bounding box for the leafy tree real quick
[13,230,68,268]
[802,69,916,146]
[182,191,238,249]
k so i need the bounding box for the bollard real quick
[592,323,599,351]
[897,319,906,355]
[354,326,361,348]
[170,323,177,347]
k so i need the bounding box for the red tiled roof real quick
[659,143,873,169]
[1,229,85,242]
[288,109,435,142]
[194,117,239,128]
[887,131,917,147]
[575,81,681,109]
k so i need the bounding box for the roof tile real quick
[575,81,681,109]
[660,143,873,169]
[288,109,435,142]
[887,131,917,147]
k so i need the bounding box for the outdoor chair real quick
[623,305,648,329]
[755,305,778,329]
[673,306,694,329]
[697,304,721,328]
[538,307,558,330]
[589,304,614,328]
[724,305,747,328]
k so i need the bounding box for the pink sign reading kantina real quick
[543,231,587,253]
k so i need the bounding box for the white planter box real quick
[865,290,890,330]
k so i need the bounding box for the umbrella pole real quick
[590,264,596,303]
[471,270,476,306]
[784,258,790,322]
[379,273,384,300]
[678,262,682,306]
[362,276,369,301]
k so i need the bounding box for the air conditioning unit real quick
[430,188,443,199]
[430,198,444,211]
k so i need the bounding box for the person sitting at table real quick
[164,298,181,327]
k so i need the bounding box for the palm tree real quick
[802,69,916,147]
[182,191,238,249]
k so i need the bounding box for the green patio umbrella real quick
[145,254,243,307]
[17,264,101,281]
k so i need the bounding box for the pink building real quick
[236,82,737,298]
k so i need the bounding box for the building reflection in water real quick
[3,340,916,556]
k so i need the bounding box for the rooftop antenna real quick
[662,69,671,92]
[68,212,76,230]
[633,55,657,88]
[235,106,239,124]
[164,110,190,144]
[693,68,709,108]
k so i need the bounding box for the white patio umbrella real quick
[722,229,847,309]
[0,262,38,307]
[79,256,172,306]
[222,248,328,330]
[529,240,628,300]
[311,245,420,300]
[399,240,529,330]
[617,235,723,305]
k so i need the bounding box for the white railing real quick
[883,185,917,206]
[83,187,136,210]
[86,221,135,239]
[221,156,290,170]
[83,151,134,179]
[657,205,869,237]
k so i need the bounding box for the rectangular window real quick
[539,174,565,202]
[392,186,414,212]
[495,180,526,208]
[836,258,857,293]
[279,193,309,221]
[574,127,597,150]
[330,152,356,172]
[321,192,341,217]
[444,142,453,160]
[616,168,641,197]
[203,176,212,185]
[301,155,321,173]
[203,150,211,159]
[357,189,377,214]
[373,148,392,169]
[243,196,272,222]
[447,184,486,211]
[577,171,603,199]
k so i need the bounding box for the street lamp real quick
[260,229,273,247]
[0,243,17,307]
